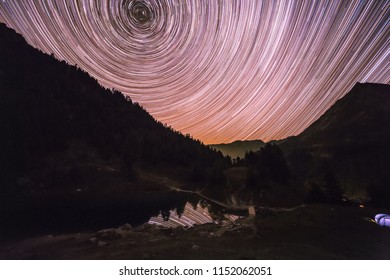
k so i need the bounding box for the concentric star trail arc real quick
[0,0,389,144]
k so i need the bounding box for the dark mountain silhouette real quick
[210,140,265,159]
[0,22,226,180]
[280,83,390,206]
[0,23,228,237]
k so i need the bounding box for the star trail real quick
[0,0,389,144]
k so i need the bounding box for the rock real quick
[192,245,200,250]
[95,228,123,240]
[133,225,146,232]
[236,216,255,227]
[97,241,108,247]
[175,227,185,233]
[160,228,173,236]
[145,224,163,233]
[120,223,133,231]
[214,227,230,237]
[89,237,98,244]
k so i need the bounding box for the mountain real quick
[0,23,228,237]
[210,140,265,159]
[0,22,226,177]
[280,83,390,206]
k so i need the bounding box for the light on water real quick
[148,202,242,228]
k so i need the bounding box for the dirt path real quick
[167,184,305,212]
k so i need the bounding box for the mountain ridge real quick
[280,82,390,206]
[0,22,225,181]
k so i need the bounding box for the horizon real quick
[0,0,389,144]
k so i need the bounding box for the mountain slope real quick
[0,23,227,237]
[280,83,390,206]
[296,82,389,145]
[0,22,225,180]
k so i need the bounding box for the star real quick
[0,0,388,144]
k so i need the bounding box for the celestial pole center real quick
[128,0,153,24]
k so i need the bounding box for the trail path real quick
[167,185,305,212]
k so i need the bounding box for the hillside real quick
[280,83,390,206]
[210,140,265,159]
[0,22,228,178]
[0,23,227,237]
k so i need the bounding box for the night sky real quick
[0,0,389,144]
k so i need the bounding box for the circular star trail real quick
[0,0,389,144]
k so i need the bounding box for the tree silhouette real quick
[244,143,290,188]
[323,169,343,203]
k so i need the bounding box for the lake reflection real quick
[148,202,242,228]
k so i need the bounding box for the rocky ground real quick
[1,204,389,260]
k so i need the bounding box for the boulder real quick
[119,223,133,231]
[95,228,123,240]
